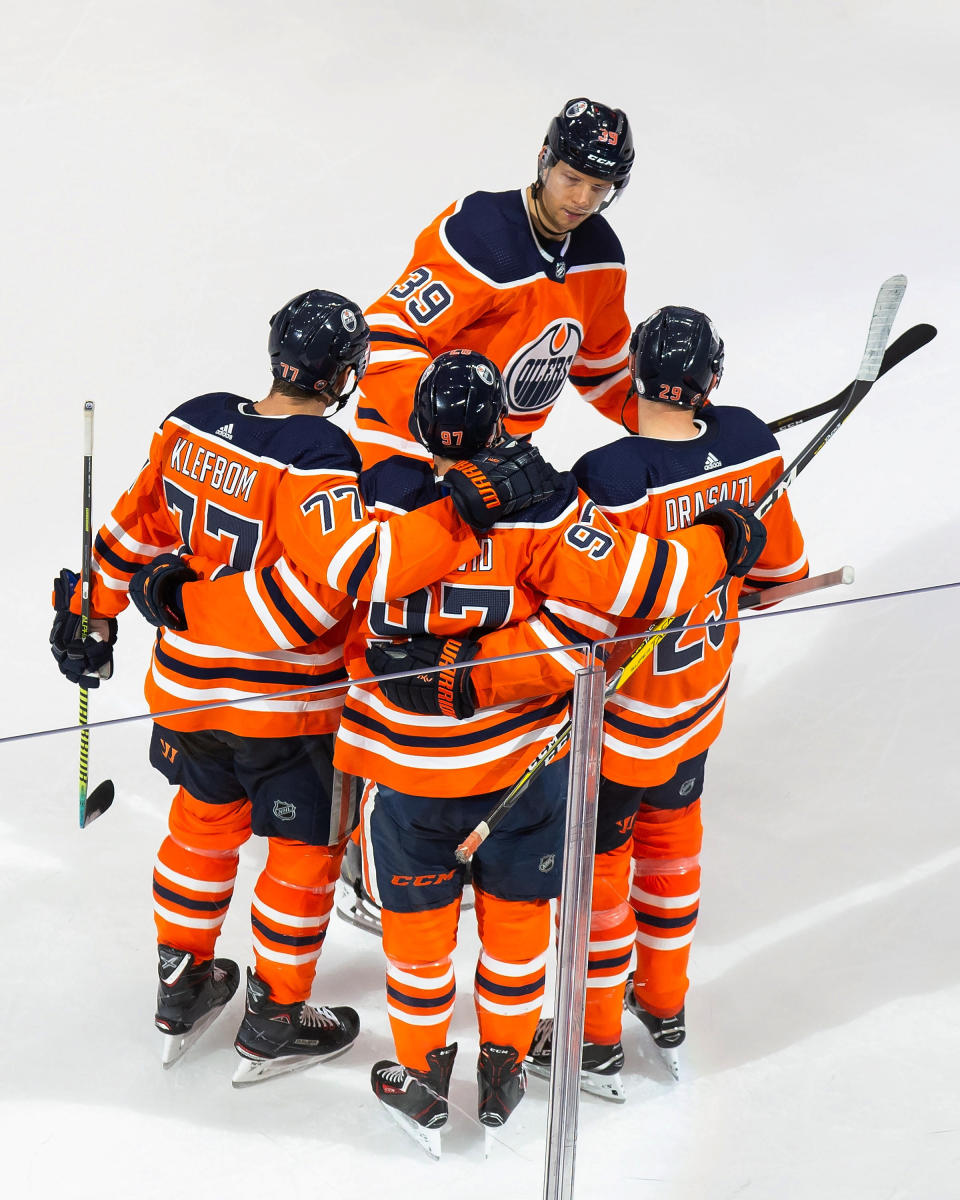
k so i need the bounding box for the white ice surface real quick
[1,3,959,1197]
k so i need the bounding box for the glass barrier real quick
[3,583,957,1198]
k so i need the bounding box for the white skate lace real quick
[300,1003,339,1028]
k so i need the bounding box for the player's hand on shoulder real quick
[443,436,567,529]
[693,499,767,578]
[129,554,198,631]
[365,635,479,719]
[50,568,118,687]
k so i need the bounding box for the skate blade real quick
[159,1006,223,1069]
[232,1042,352,1088]
[378,1098,443,1160]
[658,1046,680,1080]
[524,1059,626,1103]
[334,883,383,937]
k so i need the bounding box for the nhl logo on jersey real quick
[341,308,357,332]
[538,854,555,873]
[272,799,297,821]
[504,319,583,413]
[565,100,589,119]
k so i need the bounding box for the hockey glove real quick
[49,568,118,688]
[129,554,198,631]
[443,438,566,529]
[693,500,767,578]
[366,635,480,719]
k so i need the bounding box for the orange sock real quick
[583,838,635,1045]
[381,902,461,1071]
[251,837,346,1005]
[474,889,550,1057]
[153,787,251,960]
[630,800,702,1017]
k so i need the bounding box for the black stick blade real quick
[81,780,115,828]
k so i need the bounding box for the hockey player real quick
[338,350,765,1155]
[349,96,636,467]
[474,306,808,1094]
[48,290,558,1085]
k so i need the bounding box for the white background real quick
[1,2,958,1197]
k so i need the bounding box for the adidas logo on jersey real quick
[704,452,722,471]
[215,423,234,441]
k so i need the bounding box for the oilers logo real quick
[503,320,583,413]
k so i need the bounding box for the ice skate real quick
[524,1017,626,1102]
[154,944,240,1068]
[334,838,383,936]
[232,968,359,1087]
[478,1042,526,1155]
[624,987,684,1080]
[371,1043,458,1160]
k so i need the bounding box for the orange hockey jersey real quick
[572,406,809,787]
[333,457,731,798]
[348,189,632,466]
[76,392,480,738]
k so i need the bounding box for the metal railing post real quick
[542,662,605,1200]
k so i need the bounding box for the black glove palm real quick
[50,568,118,688]
[366,635,480,719]
[443,438,566,529]
[693,499,767,578]
[129,554,198,630]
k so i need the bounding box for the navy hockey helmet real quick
[268,289,370,413]
[539,97,634,208]
[413,350,507,458]
[629,306,725,410]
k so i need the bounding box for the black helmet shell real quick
[629,306,724,410]
[414,350,506,457]
[544,97,634,187]
[268,290,370,403]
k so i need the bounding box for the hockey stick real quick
[78,401,115,829]
[738,565,854,610]
[455,276,920,863]
[767,323,936,434]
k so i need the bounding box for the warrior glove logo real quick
[504,320,583,413]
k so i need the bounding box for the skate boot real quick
[372,1043,458,1160]
[232,968,359,1087]
[154,944,240,1068]
[624,986,684,1079]
[477,1042,526,1153]
[524,1017,626,1102]
[334,837,383,936]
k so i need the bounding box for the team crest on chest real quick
[503,320,583,413]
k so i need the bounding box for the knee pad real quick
[382,900,460,969]
[168,787,251,854]
[474,889,550,962]
[632,799,702,872]
[263,837,344,893]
